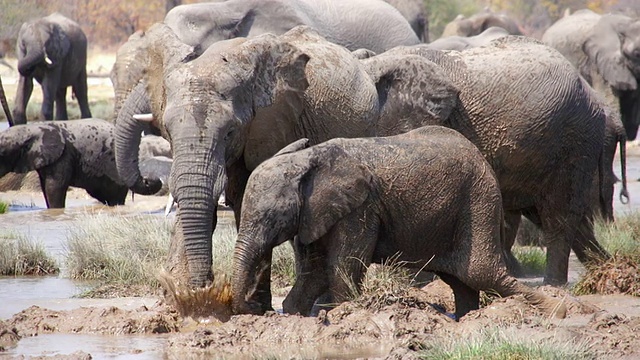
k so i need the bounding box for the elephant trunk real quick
[17,48,45,77]
[171,143,227,287]
[114,82,161,195]
[232,230,271,314]
[0,76,13,126]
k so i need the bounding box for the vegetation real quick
[573,215,640,296]
[0,200,8,214]
[420,327,594,360]
[0,231,59,275]
[512,246,547,276]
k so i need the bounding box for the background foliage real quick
[0,0,639,56]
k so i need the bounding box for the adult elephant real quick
[542,9,640,140]
[110,0,420,122]
[115,25,458,288]
[441,10,522,38]
[232,127,566,319]
[382,0,429,41]
[427,26,509,51]
[0,119,128,208]
[367,37,607,285]
[12,13,92,125]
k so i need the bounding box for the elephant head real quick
[442,11,522,38]
[16,13,71,77]
[584,15,640,139]
[116,28,310,287]
[0,76,13,126]
[110,30,149,120]
[0,123,65,177]
[232,138,373,314]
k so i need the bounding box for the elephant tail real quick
[618,134,629,204]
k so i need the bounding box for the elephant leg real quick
[13,76,33,124]
[503,210,524,277]
[437,272,479,320]
[571,214,610,264]
[73,71,92,119]
[283,241,329,316]
[225,158,251,229]
[40,73,60,120]
[37,168,71,209]
[55,86,68,120]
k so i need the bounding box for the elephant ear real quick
[44,22,71,66]
[584,15,638,92]
[222,34,310,110]
[362,51,460,134]
[297,144,373,245]
[1,124,65,173]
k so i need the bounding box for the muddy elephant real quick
[441,10,522,38]
[110,0,419,122]
[231,127,567,320]
[0,119,128,208]
[382,0,429,42]
[0,75,12,126]
[542,9,640,140]
[12,13,92,125]
[115,25,458,288]
[368,37,607,285]
[427,26,509,51]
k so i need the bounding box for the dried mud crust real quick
[7,302,180,337]
[4,282,640,359]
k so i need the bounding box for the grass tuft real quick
[573,215,640,296]
[0,231,59,275]
[512,246,547,276]
[420,327,594,360]
[0,200,8,214]
[64,214,171,288]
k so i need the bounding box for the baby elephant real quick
[232,126,566,320]
[0,119,135,208]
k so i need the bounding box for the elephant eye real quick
[224,129,235,141]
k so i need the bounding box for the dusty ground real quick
[0,280,638,359]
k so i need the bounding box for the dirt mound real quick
[0,320,20,351]
[8,303,180,337]
[574,256,640,296]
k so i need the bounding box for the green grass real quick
[420,327,594,360]
[593,214,640,257]
[512,246,547,276]
[0,200,8,214]
[0,231,59,276]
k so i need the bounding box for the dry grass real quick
[573,214,640,296]
[0,231,59,276]
[421,327,594,360]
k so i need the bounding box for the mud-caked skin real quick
[13,13,91,125]
[232,126,566,320]
[0,119,137,208]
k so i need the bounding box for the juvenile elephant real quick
[12,13,92,125]
[115,25,457,288]
[441,10,522,38]
[232,127,566,320]
[110,0,419,122]
[367,37,607,285]
[0,119,127,208]
[542,9,640,140]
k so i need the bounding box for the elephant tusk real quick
[44,54,53,65]
[133,113,154,122]
[165,193,175,217]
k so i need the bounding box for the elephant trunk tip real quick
[131,176,163,195]
[157,269,233,321]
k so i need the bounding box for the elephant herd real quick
[1,1,639,320]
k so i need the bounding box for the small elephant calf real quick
[232,126,566,320]
[0,119,131,208]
